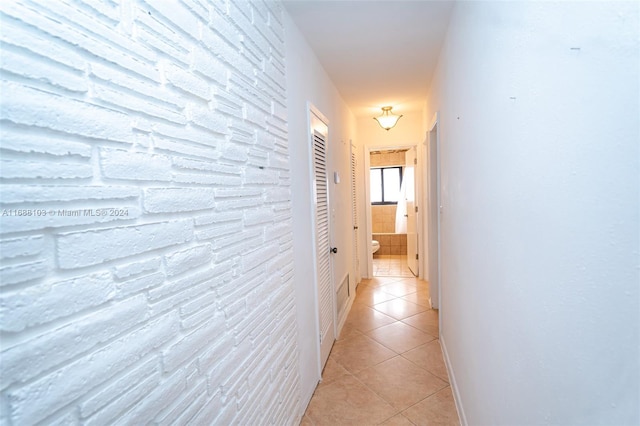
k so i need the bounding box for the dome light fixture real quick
[373,106,403,131]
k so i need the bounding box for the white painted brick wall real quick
[0,0,300,424]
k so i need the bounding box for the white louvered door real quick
[311,121,335,369]
[350,143,360,284]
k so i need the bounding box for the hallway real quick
[0,0,637,423]
[301,277,459,425]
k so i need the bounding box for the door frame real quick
[425,112,441,310]
[364,144,421,279]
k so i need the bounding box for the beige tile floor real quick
[301,276,459,426]
[373,255,416,278]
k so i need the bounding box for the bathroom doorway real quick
[365,146,420,278]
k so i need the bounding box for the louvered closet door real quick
[350,143,360,284]
[312,129,335,368]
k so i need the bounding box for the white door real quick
[311,114,335,369]
[406,148,419,276]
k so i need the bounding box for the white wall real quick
[284,10,358,413]
[426,1,639,424]
[0,1,301,424]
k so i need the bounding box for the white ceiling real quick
[282,0,455,118]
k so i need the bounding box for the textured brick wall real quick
[0,0,300,424]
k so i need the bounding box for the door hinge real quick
[416,254,419,260]
[319,332,323,343]
[414,158,417,165]
[415,206,418,213]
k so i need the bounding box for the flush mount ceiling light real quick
[373,106,403,131]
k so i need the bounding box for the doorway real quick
[365,146,420,278]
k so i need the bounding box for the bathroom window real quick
[370,167,402,204]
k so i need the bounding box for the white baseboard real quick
[336,290,355,339]
[440,333,468,426]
